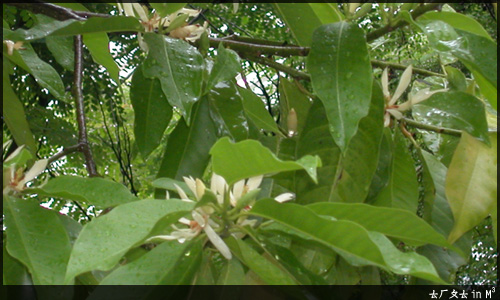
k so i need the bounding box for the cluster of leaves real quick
[2,2,497,288]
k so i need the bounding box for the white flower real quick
[381,65,447,127]
[3,40,25,56]
[4,158,48,194]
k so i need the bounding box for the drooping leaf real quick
[206,43,241,93]
[446,132,497,244]
[273,4,343,46]
[207,82,249,141]
[412,91,490,145]
[150,3,186,18]
[142,33,204,124]
[4,196,73,285]
[278,78,312,136]
[130,64,172,159]
[210,137,321,185]
[418,11,494,41]
[4,42,67,102]
[45,36,74,71]
[307,22,372,152]
[307,202,452,248]
[26,175,138,209]
[372,129,419,213]
[3,234,33,285]
[83,32,120,84]
[238,86,281,135]
[100,240,202,285]
[3,66,37,156]
[225,236,297,285]
[65,199,194,283]
[156,98,217,189]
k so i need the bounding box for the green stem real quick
[371,60,445,77]
[401,117,462,137]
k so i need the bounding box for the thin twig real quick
[401,117,462,137]
[74,35,99,177]
[47,144,81,165]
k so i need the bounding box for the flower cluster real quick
[3,144,47,194]
[382,65,447,127]
[147,173,294,260]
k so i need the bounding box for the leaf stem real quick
[401,117,462,137]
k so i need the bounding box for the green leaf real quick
[151,177,195,199]
[412,91,490,145]
[373,129,419,213]
[150,3,186,18]
[65,199,194,283]
[278,78,312,136]
[3,237,33,285]
[238,86,281,135]
[225,236,297,285]
[329,81,385,203]
[273,4,343,46]
[216,258,246,285]
[4,42,67,102]
[307,202,452,248]
[52,16,144,37]
[250,199,387,268]
[83,32,120,83]
[26,175,137,209]
[445,66,467,92]
[307,22,372,152]
[366,128,393,202]
[446,132,497,244]
[130,64,172,159]
[100,240,202,285]
[473,69,497,110]
[206,43,241,92]
[45,36,74,71]
[418,11,494,41]
[3,14,77,41]
[2,67,37,156]
[4,196,73,285]
[210,137,321,185]
[156,98,217,187]
[207,82,249,141]
[142,33,204,124]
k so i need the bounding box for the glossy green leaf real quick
[45,36,74,71]
[52,16,144,36]
[373,129,419,213]
[3,68,37,156]
[100,240,202,285]
[278,78,312,136]
[238,86,280,135]
[65,199,194,283]
[193,251,216,285]
[156,98,217,186]
[250,199,387,268]
[412,91,489,145]
[4,196,73,285]
[83,32,120,83]
[307,22,372,152]
[151,177,195,199]
[225,236,297,285]
[473,69,497,110]
[273,4,343,46]
[418,11,493,41]
[206,43,241,92]
[416,245,467,283]
[307,202,452,248]
[142,33,204,124]
[366,129,393,202]
[57,214,82,246]
[216,258,246,285]
[329,81,385,203]
[210,137,321,185]
[446,132,497,244]
[27,175,138,209]
[3,236,33,285]
[416,148,437,223]
[445,66,467,92]
[207,82,249,141]
[3,14,77,41]
[130,64,172,159]
[150,3,186,18]
[4,42,66,102]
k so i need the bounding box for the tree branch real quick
[371,60,445,77]
[74,35,99,177]
[47,144,81,165]
[401,117,462,137]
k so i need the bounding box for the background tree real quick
[3,2,497,288]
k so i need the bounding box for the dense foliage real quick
[2,2,497,287]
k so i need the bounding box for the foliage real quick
[2,2,497,287]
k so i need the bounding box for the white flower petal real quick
[192,210,206,227]
[174,183,190,201]
[183,176,197,197]
[178,217,191,225]
[382,68,390,100]
[411,88,447,106]
[195,178,206,199]
[384,113,391,127]
[274,192,295,203]
[204,224,232,260]
[387,108,404,120]
[18,159,48,188]
[122,3,135,17]
[232,179,245,200]
[246,175,263,191]
[389,65,412,106]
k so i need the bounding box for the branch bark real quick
[401,117,462,137]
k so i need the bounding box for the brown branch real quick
[74,35,99,177]
[8,2,86,21]
[401,117,462,137]
[243,55,311,81]
[47,144,81,165]
[208,37,309,57]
